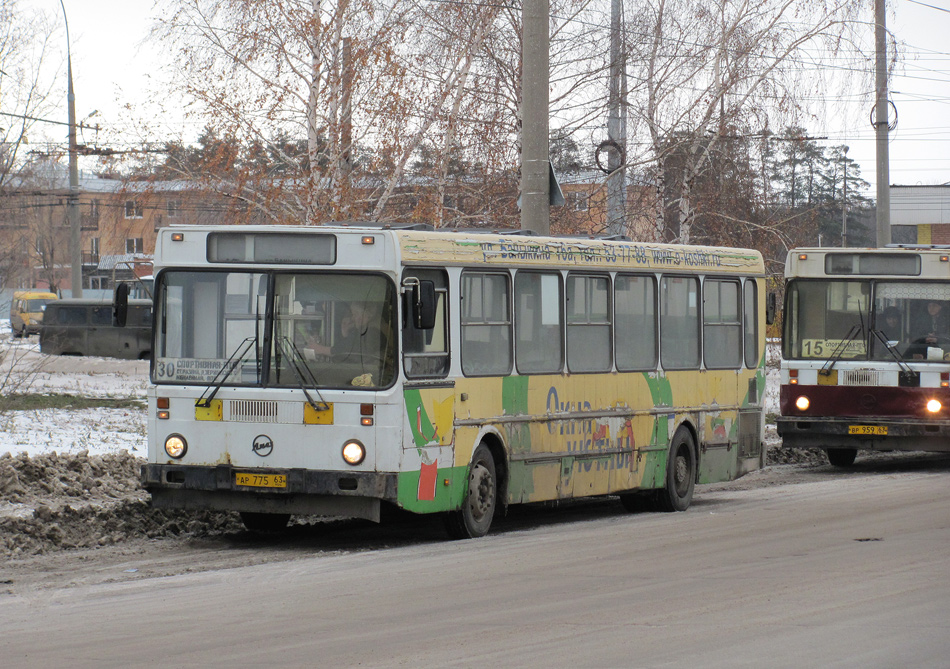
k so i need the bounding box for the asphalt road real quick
[1,458,949,668]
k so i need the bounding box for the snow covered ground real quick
[0,321,148,458]
[0,320,781,459]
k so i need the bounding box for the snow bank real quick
[0,322,147,458]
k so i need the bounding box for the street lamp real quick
[60,0,82,297]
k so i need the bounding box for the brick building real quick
[891,185,950,245]
[0,162,658,294]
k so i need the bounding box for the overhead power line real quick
[0,111,98,131]
[906,0,950,14]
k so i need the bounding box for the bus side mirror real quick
[113,282,130,327]
[766,293,777,326]
[414,281,437,330]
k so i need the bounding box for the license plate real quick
[848,425,888,436]
[235,473,287,488]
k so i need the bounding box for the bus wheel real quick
[656,428,696,512]
[826,448,857,467]
[240,512,290,533]
[444,444,496,539]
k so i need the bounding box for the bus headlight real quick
[926,399,942,413]
[342,439,366,466]
[795,396,810,411]
[165,434,187,459]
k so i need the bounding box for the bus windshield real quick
[272,273,396,389]
[25,299,53,311]
[153,270,396,388]
[784,280,870,360]
[785,278,950,362]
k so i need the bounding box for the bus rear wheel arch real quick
[655,426,697,512]
[444,443,497,539]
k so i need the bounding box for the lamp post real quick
[60,0,82,297]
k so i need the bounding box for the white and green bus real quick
[129,224,768,537]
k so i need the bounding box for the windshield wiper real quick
[819,324,862,376]
[869,328,914,374]
[195,336,256,408]
[275,335,330,412]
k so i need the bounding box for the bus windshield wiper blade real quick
[275,336,330,411]
[819,324,862,376]
[869,329,913,373]
[195,336,256,408]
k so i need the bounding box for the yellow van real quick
[10,290,58,338]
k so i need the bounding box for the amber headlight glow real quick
[926,399,942,413]
[342,439,366,465]
[795,396,810,411]
[165,434,187,459]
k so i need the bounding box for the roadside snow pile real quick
[0,450,241,556]
[0,330,241,555]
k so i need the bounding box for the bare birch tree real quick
[154,0,518,224]
[0,1,67,290]
[625,0,871,243]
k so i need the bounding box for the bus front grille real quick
[225,400,300,423]
[841,370,881,387]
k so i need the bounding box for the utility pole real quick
[60,0,82,296]
[874,0,891,247]
[521,0,550,235]
[606,0,627,237]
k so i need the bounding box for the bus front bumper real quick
[776,416,950,452]
[142,463,398,522]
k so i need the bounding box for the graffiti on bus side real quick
[545,386,635,470]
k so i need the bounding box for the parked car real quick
[40,299,152,360]
[9,290,58,337]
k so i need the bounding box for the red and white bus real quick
[778,246,950,466]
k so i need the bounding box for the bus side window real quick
[744,280,758,368]
[615,274,657,371]
[515,271,563,374]
[703,279,742,369]
[566,273,612,373]
[461,271,512,376]
[660,276,700,370]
